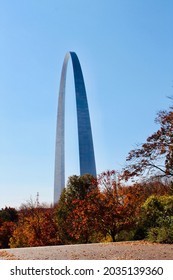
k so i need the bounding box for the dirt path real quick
[0,241,173,260]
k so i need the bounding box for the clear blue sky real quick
[0,0,173,208]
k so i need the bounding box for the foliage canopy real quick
[123,109,173,181]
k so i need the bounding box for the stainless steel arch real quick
[54,52,96,204]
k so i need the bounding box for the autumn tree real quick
[122,179,170,216]
[9,200,60,248]
[96,171,170,242]
[56,171,169,244]
[95,170,137,242]
[56,171,140,243]
[122,109,173,182]
[56,174,100,244]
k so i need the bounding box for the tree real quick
[65,173,96,200]
[139,195,173,243]
[0,207,18,222]
[56,174,100,244]
[0,207,18,248]
[95,171,136,242]
[9,200,60,248]
[96,172,170,242]
[122,109,173,181]
[0,220,15,248]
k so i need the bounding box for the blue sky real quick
[0,0,173,208]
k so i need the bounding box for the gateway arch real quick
[54,52,96,204]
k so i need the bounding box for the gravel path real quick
[0,241,173,260]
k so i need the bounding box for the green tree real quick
[65,173,96,200]
[139,195,173,243]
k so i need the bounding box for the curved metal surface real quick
[54,52,96,203]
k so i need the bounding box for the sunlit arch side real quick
[54,52,96,204]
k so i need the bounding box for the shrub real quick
[147,225,173,243]
[140,195,173,243]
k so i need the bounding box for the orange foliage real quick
[56,171,170,243]
[10,207,60,248]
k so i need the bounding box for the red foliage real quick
[122,109,173,181]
